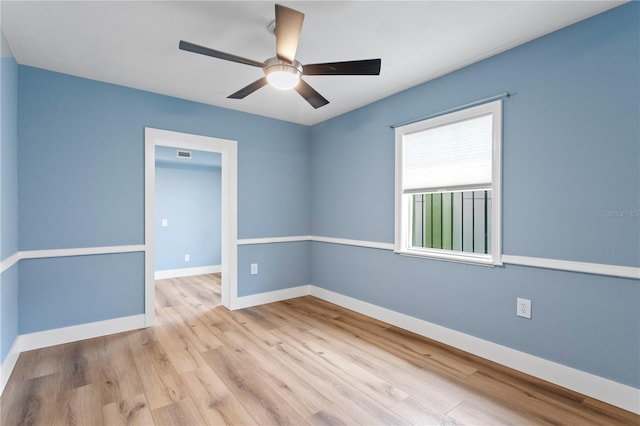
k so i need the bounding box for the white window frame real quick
[394,100,502,266]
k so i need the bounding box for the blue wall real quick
[0,266,18,362]
[19,253,144,333]
[0,30,19,363]
[239,242,310,297]
[309,3,639,388]
[1,45,18,260]
[155,149,222,271]
[17,64,310,333]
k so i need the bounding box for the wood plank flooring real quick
[2,273,638,425]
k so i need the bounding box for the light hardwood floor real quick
[2,274,638,425]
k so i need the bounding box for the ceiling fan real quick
[179,4,381,109]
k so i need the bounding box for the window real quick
[395,100,502,265]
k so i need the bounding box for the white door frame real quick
[144,127,237,325]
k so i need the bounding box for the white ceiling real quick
[1,1,625,125]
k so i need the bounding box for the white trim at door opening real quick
[144,127,238,325]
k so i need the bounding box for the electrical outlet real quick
[161,219,168,227]
[250,263,258,275]
[184,254,190,262]
[517,297,531,319]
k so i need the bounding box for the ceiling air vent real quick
[177,150,192,159]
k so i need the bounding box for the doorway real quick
[144,128,237,326]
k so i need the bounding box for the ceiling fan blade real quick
[303,59,381,76]
[179,40,264,68]
[228,77,269,99]
[275,4,304,63]
[294,79,329,109]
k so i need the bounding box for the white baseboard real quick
[309,286,640,415]
[0,337,21,395]
[155,265,221,280]
[231,285,310,310]
[19,314,146,352]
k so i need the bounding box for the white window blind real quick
[402,113,493,193]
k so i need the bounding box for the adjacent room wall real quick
[155,148,222,273]
[309,2,639,389]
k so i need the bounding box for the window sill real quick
[394,248,502,267]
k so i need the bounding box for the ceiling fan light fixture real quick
[267,70,299,90]
[265,58,302,90]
